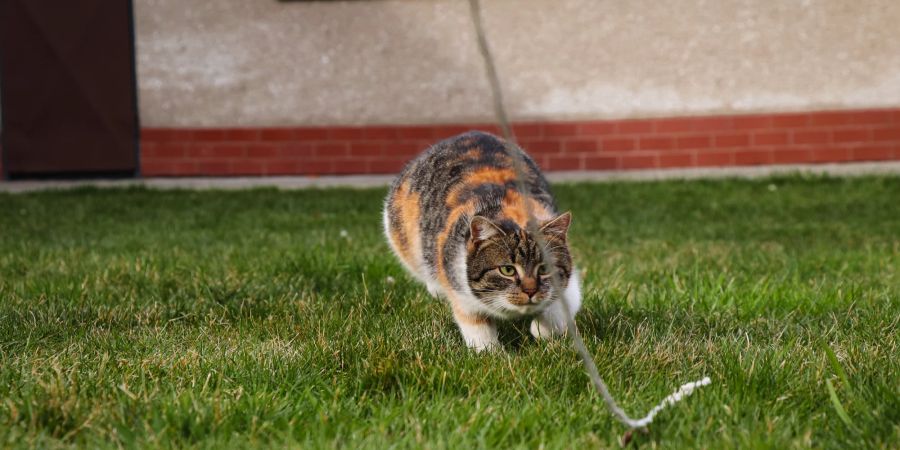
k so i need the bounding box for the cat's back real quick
[384,131,554,284]
[391,131,551,212]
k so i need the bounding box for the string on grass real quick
[466,0,712,433]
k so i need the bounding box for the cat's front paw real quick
[530,318,563,340]
[467,337,502,353]
[530,303,568,340]
[457,319,500,352]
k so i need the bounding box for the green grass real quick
[1,175,898,449]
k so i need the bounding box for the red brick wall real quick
[4,108,897,178]
[140,108,900,176]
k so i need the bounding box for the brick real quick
[363,127,400,140]
[872,127,900,141]
[315,143,348,157]
[522,140,562,155]
[543,123,579,137]
[771,148,810,164]
[349,142,384,157]
[692,117,733,132]
[833,129,870,143]
[696,151,733,167]
[396,127,434,140]
[140,161,175,176]
[162,161,199,176]
[583,155,618,170]
[184,144,214,158]
[620,154,656,169]
[753,132,789,146]
[209,144,244,158]
[577,121,616,136]
[848,110,894,125]
[230,160,265,175]
[601,137,635,152]
[143,143,184,158]
[330,160,369,174]
[192,129,227,141]
[851,146,893,161]
[659,152,694,168]
[260,128,295,141]
[810,148,851,162]
[280,143,315,158]
[141,128,192,142]
[294,128,329,140]
[733,115,772,130]
[616,119,654,134]
[562,139,598,153]
[810,111,855,126]
[224,128,260,141]
[794,130,831,145]
[511,123,543,138]
[734,149,773,165]
[264,160,304,175]
[638,136,674,150]
[655,117,697,133]
[545,155,581,171]
[246,143,279,158]
[195,160,231,174]
[675,135,711,149]
[714,134,750,147]
[368,158,408,174]
[385,143,423,158]
[297,160,333,175]
[329,127,366,140]
[771,113,810,128]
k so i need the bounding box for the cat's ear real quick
[469,216,504,243]
[540,212,571,241]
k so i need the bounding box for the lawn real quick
[1,175,898,449]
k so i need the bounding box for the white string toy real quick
[466,0,712,436]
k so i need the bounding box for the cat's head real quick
[465,212,573,317]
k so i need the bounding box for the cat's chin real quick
[491,301,551,319]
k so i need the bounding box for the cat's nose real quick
[522,278,539,299]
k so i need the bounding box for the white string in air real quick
[466,0,712,431]
[624,377,712,429]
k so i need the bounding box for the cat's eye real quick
[498,265,517,277]
[537,264,550,276]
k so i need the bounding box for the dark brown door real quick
[0,0,139,178]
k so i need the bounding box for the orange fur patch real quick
[391,181,421,266]
[451,302,490,325]
[446,167,517,206]
[464,167,517,186]
[499,189,553,227]
[435,201,475,288]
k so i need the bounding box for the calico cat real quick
[383,131,581,351]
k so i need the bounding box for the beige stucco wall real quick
[134,0,900,127]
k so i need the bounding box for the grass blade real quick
[823,343,850,388]
[825,379,854,429]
